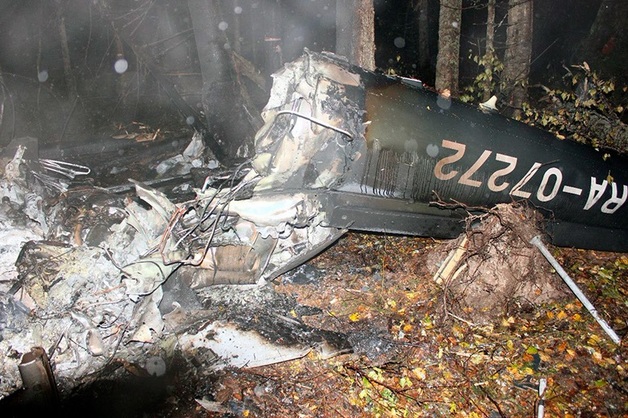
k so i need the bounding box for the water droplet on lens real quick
[394,37,406,48]
[114,58,128,74]
[38,70,48,82]
[426,144,439,158]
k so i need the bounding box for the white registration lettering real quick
[584,177,607,210]
[562,185,582,195]
[488,154,517,192]
[459,150,492,187]
[434,140,465,181]
[537,167,563,202]
[601,183,628,214]
[510,162,541,199]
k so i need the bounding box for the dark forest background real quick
[0,0,625,154]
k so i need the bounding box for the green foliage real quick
[460,49,504,103]
[519,64,628,153]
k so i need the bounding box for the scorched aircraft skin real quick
[107,50,627,287]
[250,50,627,258]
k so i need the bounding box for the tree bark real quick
[55,0,77,98]
[263,0,284,74]
[415,0,430,73]
[336,0,375,70]
[576,0,628,77]
[435,0,462,95]
[502,0,533,118]
[482,0,496,101]
[187,0,255,162]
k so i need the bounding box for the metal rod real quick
[275,110,354,140]
[530,236,621,345]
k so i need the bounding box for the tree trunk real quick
[55,0,77,99]
[336,0,375,70]
[576,0,628,77]
[482,0,496,101]
[232,0,242,54]
[263,0,283,74]
[435,0,462,95]
[502,0,533,118]
[415,0,430,73]
[187,0,255,162]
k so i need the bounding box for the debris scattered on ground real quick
[0,50,625,416]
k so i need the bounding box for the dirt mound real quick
[429,203,569,323]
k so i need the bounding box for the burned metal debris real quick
[0,50,626,403]
[0,107,353,401]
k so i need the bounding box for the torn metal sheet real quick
[0,134,352,400]
[168,49,626,291]
[1,48,626,404]
[251,50,628,252]
[177,321,312,369]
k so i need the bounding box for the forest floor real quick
[118,209,627,417]
[16,127,623,417]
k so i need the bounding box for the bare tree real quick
[187,0,256,162]
[414,0,430,73]
[502,0,533,118]
[576,0,628,77]
[435,0,462,95]
[55,0,77,99]
[336,0,375,70]
[482,0,496,101]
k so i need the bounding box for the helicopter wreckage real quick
[0,50,625,404]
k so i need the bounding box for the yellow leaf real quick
[412,367,427,380]
[546,310,555,319]
[502,316,515,327]
[470,353,485,365]
[572,313,583,322]
[452,324,465,339]
[522,367,535,376]
[386,299,397,309]
[399,376,412,388]
[526,346,538,355]
[506,340,514,351]
[557,310,568,320]
[588,334,602,346]
[349,312,361,322]
[539,351,551,362]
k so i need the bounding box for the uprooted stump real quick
[429,203,570,323]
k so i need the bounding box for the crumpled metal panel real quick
[267,50,627,252]
[184,49,626,286]
[161,51,368,285]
